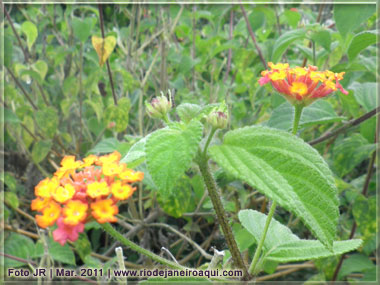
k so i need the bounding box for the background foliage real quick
[2,3,378,282]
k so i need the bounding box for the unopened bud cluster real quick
[145,90,172,120]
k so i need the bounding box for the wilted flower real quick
[31,151,144,245]
[259,62,348,106]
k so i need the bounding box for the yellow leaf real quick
[91,35,117,67]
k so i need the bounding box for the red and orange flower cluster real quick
[259,62,348,106]
[31,151,144,245]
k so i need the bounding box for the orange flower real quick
[259,62,348,106]
[35,177,59,198]
[52,184,75,203]
[97,151,121,166]
[86,181,110,198]
[91,199,118,223]
[35,201,61,228]
[63,200,88,226]
[31,197,51,211]
[118,169,144,183]
[111,180,136,200]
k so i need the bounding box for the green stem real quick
[101,223,185,270]
[203,127,217,156]
[249,201,277,275]
[292,104,304,135]
[197,155,250,279]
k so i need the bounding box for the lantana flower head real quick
[31,151,144,245]
[259,62,348,106]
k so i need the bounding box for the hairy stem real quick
[197,153,249,279]
[292,105,304,135]
[249,201,277,274]
[101,223,186,270]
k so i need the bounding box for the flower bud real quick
[206,111,228,129]
[145,91,172,119]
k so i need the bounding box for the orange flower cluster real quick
[31,151,144,245]
[259,62,348,106]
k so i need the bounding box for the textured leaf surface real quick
[347,31,377,61]
[121,136,148,168]
[267,101,344,131]
[146,120,203,197]
[349,82,377,112]
[21,21,38,50]
[239,210,362,263]
[35,107,59,138]
[271,29,306,62]
[4,233,36,267]
[210,126,338,249]
[92,35,117,66]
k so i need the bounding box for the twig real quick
[148,223,213,260]
[161,247,179,264]
[240,3,267,69]
[256,261,314,281]
[98,4,117,105]
[208,247,225,270]
[224,9,234,83]
[309,107,380,145]
[6,66,38,110]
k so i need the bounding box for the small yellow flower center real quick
[290,82,308,96]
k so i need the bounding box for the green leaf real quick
[21,21,38,50]
[333,134,376,177]
[121,137,147,168]
[248,10,265,31]
[146,120,203,197]
[32,60,48,80]
[311,30,331,51]
[2,172,17,192]
[349,82,377,112]
[2,107,20,123]
[32,140,53,164]
[5,192,19,209]
[104,97,131,133]
[72,17,95,42]
[353,195,376,244]
[88,138,130,157]
[85,94,104,122]
[284,10,301,29]
[271,29,306,63]
[176,103,202,123]
[209,126,339,250]
[267,100,345,131]
[48,237,76,265]
[338,254,375,280]
[35,107,59,138]
[74,234,92,262]
[239,210,362,264]
[347,31,377,61]
[4,34,13,67]
[334,5,375,38]
[4,233,36,267]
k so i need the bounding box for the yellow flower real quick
[118,169,144,183]
[86,181,110,198]
[102,162,125,177]
[91,199,118,223]
[55,156,83,179]
[35,177,59,198]
[63,200,88,226]
[35,201,61,228]
[111,180,136,200]
[82,154,98,167]
[97,151,121,166]
[290,82,308,97]
[52,184,75,203]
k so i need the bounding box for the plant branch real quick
[240,4,267,69]
[101,222,187,270]
[98,4,117,105]
[309,107,380,145]
[197,154,250,279]
[6,66,38,110]
[224,9,234,83]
